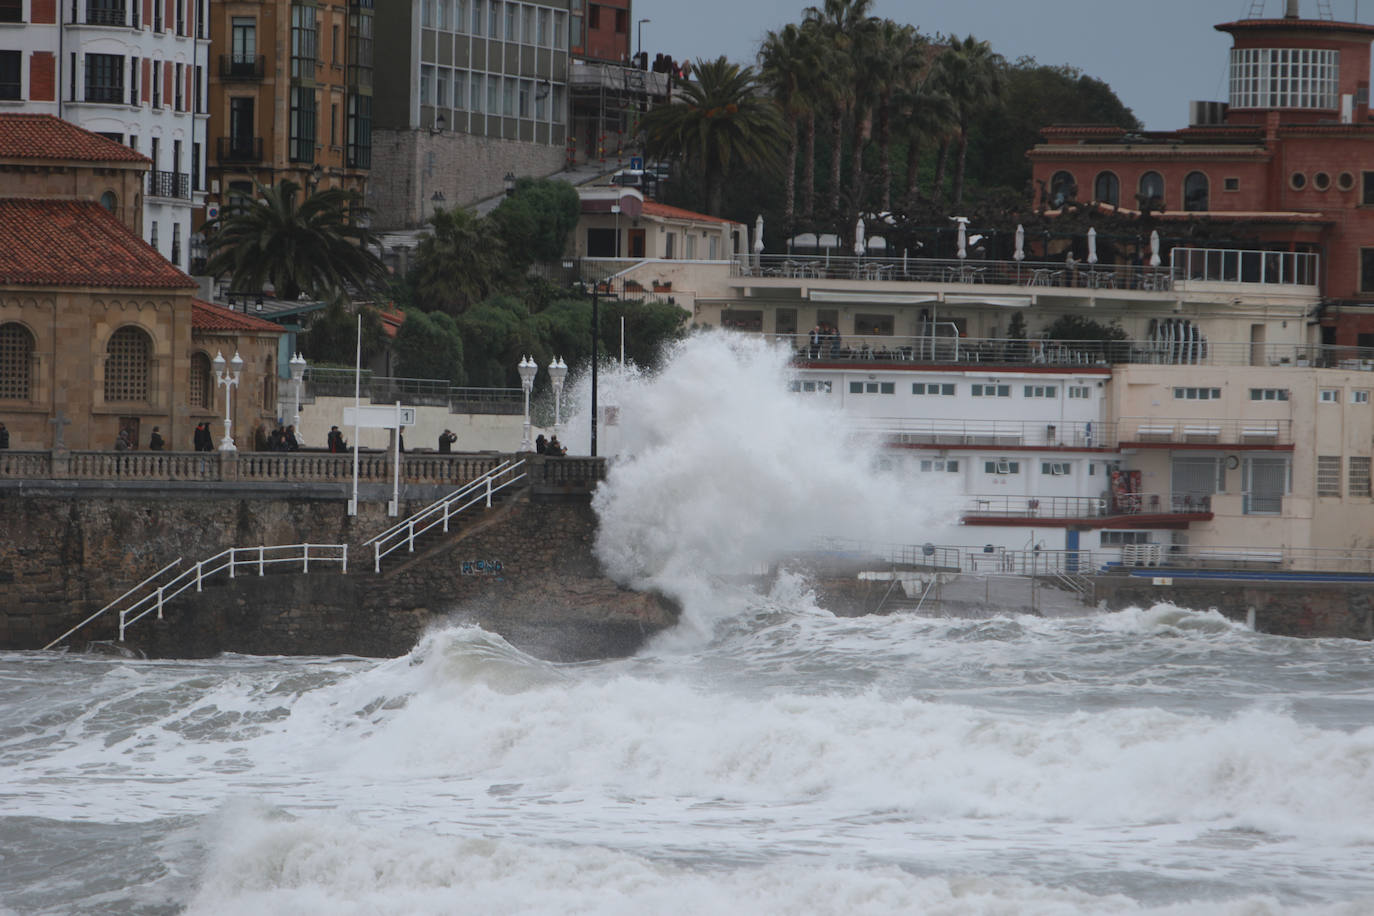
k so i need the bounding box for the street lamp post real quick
[637,18,650,58]
[212,350,244,451]
[289,352,306,430]
[548,357,567,433]
[517,355,537,451]
[504,171,517,197]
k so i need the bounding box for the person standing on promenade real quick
[193,422,213,451]
[114,429,131,451]
[327,426,346,452]
[438,429,457,453]
[148,427,164,450]
[0,422,8,449]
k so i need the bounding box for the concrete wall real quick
[368,127,566,228]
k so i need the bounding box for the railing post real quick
[374,541,381,573]
[119,610,126,642]
[486,476,493,507]
[303,544,310,574]
[229,548,236,579]
[156,586,164,620]
[341,543,348,574]
[258,545,265,576]
[196,561,203,592]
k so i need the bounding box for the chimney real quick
[1286,0,1300,18]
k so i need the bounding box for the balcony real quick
[1118,416,1292,449]
[217,136,263,164]
[147,170,190,200]
[84,5,128,27]
[219,55,265,80]
[961,492,1213,524]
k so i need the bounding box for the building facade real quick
[203,0,373,250]
[0,0,210,269]
[368,0,572,227]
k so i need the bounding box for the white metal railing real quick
[43,544,348,648]
[365,458,527,573]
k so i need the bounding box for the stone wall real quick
[0,482,676,660]
[368,128,567,230]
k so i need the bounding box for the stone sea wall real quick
[0,485,676,661]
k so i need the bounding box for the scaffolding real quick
[568,60,672,169]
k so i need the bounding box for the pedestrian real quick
[327,426,346,453]
[0,422,8,449]
[193,422,213,451]
[284,425,300,450]
[535,433,547,454]
[438,429,457,453]
[546,435,566,456]
[114,429,131,451]
[148,426,164,450]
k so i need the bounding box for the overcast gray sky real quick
[631,0,1371,131]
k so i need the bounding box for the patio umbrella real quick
[854,216,866,257]
[954,217,968,259]
[1149,229,1161,267]
[1087,227,1098,264]
[1013,224,1025,261]
[754,215,764,269]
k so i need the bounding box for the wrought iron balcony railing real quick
[216,136,263,163]
[146,170,190,199]
[219,54,265,80]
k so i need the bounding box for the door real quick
[1250,323,1265,366]
[628,228,645,258]
[118,416,140,450]
[1065,528,1080,573]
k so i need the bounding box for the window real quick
[471,0,483,34]
[489,0,502,38]
[1041,462,1070,476]
[1068,385,1091,399]
[174,62,183,109]
[1314,172,1330,191]
[1249,388,1289,401]
[1049,170,1076,207]
[920,460,959,472]
[1363,172,1374,206]
[912,383,955,396]
[346,92,371,168]
[537,6,549,44]
[1023,385,1057,398]
[1229,47,1339,110]
[1172,456,1223,504]
[1243,456,1289,515]
[1354,390,1370,404]
[0,322,34,400]
[455,0,468,32]
[1139,171,1164,208]
[171,222,181,266]
[1317,455,1342,497]
[437,68,449,108]
[189,352,212,409]
[85,53,124,103]
[470,72,483,111]
[232,18,257,71]
[554,9,566,48]
[1101,531,1152,546]
[1173,387,1221,400]
[487,74,499,113]
[1183,171,1209,211]
[971,383,1010,397]
[1093,171,1119,206]
[104,327,151,402]
[518,78,531,117]
[505,1,516,40]
[100,190,117,211]
[453,70,466,109]
[1362,249,1374,293]
[1320,388,1339,403]
[1290,171,1307,190]
[1350,457,1372,498]
[848,382,893,394]
[291,5,317,80]
[588,3,599,28]
[0,50,19,101]
[0,0,20,23]
[289,85,316,162]
[1224,177,1239,191]
[420,64,434,105]
[422,0,432,27]
[1339,171,1355,191]
[502,77,514,115]
[788,380,833,394]
[984,460,1020,475]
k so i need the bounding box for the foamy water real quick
[3,335,1373,914]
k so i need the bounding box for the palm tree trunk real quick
[953,128,969,205]
[829,109,843,214]
[707,173,724,222]
[783,116,798,234]
[803,112,816,219]
[932,139,950,202]
[904,137,921,200]
[849,106,867,216]
[876,95,892,212]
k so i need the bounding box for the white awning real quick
[943,294,1033,308]
[808,290,940,305]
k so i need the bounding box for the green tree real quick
[455,295,532,388]
[203,180,386,301]
[394,309,465,383]
[803,0,873,214]
[930,35,1006,205]
[300,294,385,366]
[411,206,505,315]
[870,22,927,211]
[642,56,788,216]
[759,22,825,230]
[489,178,581,270]
[599,298,691,369]
[897,78,956,202]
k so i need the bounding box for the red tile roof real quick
[641,201,736,225]
[0,114,150,164]
[192,300,287,333]
[0,199,196,289]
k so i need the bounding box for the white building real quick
[0,0,209,269]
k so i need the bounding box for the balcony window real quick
[290,85,317,162]
[1049,170,1075,208]
[1139,171,1164,209]
[1093,171,1119,207]
[86,0,127,26]
[0,51,19,101]
[346,92,371,168]
[1350,457,1372,498]
[231,17,258,76]
[0,322,34,400]
[1242,457,1289,515]
[291,5,318,80]
[1183,171,1209,212]
[0,0,21,23]
[104,327,151,403]
[84,53,125,104]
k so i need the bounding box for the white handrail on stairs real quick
[42,557,183,650]
[365,458,527,573]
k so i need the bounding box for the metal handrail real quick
[367,459,527,572]
[42,557,182,650]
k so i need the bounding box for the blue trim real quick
[1123,568,1374,583]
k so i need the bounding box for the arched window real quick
[1139,171,1165,209]
[263,354,277,411]
[0,322,35,400]
[100,190,117,212]
[105,326,152,402]
[189,351,212,409]
[1094,171,1120,206]
[1183,171,1209,212]
[1049,170,1077,208]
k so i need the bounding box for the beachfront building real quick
[367,0,574,228]
[0,0,209,268]
[203,0,373,261]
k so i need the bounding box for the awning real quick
[943,294,1033,308]
[809,290,940,305]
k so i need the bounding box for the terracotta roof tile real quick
[0,114,150,163]
[0,199,196,289]
[192,299,287,333]
[641,200,736,225]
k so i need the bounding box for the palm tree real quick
[870,23,927,211]
[203,180,385,301]
[898,78,956,202]
[803,0,874,215]
[410,206,505,316]
[641,56,787,217]
[930,34,1005,205]
[760,23,822,232]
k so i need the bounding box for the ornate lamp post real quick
[212,350,244,451]
[517,355,537,451]
[289,352,307,430]
[548,356,567,434]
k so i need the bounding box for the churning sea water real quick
[3,335,1372,914]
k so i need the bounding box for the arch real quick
[1049,170,1077,208]
[1093,171,1120,207]
[1138,171,1165,208]
[189,350,213,409]
[1183,171,1209,212]
[104,325,152,402]
[0,322,35,401]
